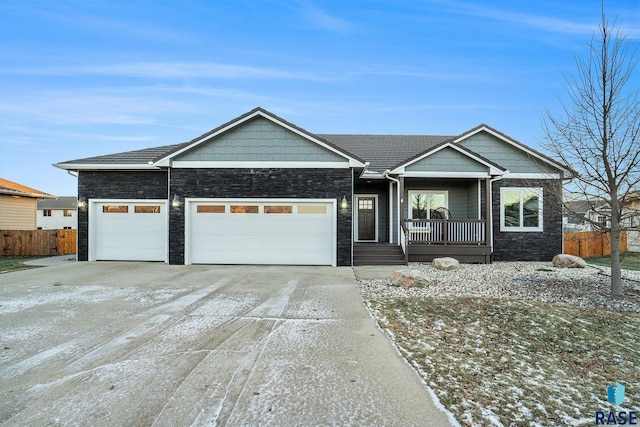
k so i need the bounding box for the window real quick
[197,205,225,214]
[358,199,373,210]
[230,205,258,214]
[408,191,447,219]
[102,205,128,213]
[134,205,161,213]
[264,205,293,214]
[63,209,73,217]
[63,226,72,229]
[43,209,52,217]
[298,205,327,214]
[500,188,543,231]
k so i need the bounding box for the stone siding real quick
[76,170,168,261]
[491,178,563,261]
[169,168,353,265]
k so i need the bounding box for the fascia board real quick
[54,163,161,171]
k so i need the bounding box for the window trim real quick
[500,187,543,232]
[407,190,449,220]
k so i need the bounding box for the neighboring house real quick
[0,177,54,230]
[37,196,78,229]
[563,199,592,232]
[624,192,640,252]
[54,107,571,266]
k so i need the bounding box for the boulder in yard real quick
[552,254,587,268]
[391,269,428,288]
[432,257,460,271]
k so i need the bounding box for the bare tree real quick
[543,10,640,296]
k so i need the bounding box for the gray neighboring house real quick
[37,196,78,230]
[54,107,571,266]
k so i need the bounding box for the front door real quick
[357,196,376,241]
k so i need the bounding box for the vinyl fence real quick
[1,229,76,256]
[563,231,627,258]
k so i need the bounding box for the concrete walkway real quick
[0,262,453,426]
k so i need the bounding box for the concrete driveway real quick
[0,262,453,426]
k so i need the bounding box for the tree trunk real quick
[610,198,623,296]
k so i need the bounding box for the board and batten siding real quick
[459,132,559,174]
[175,117,346,163]
[405,147,489,173]
[0,195,37,229]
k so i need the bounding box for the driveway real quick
[0,263,453,426]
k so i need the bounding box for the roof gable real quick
[454,125,571,177]
[173,116,347,163]
[155,107,365,167]
[390,142,507,176]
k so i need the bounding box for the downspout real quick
[383,170,401,245]
[488,174,505,255]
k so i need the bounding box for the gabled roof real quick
[0,177,54,199]
[37,196,78,210]
[453,124,574,177]
[153,107,366,167]
[389,140,508,176]
[53,108,568,179]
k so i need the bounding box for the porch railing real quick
[403,219,486,245]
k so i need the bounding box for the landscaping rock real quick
[552,254,587,268]
[391,269,428,288]
[433,257,460,271]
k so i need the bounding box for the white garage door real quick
[91,200,167,262]
[187,199,335,265]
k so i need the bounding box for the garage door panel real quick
[189,200,334,265]
[93,201,167,262]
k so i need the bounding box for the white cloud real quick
[294,0,355,33]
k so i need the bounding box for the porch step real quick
[353,243,406,266]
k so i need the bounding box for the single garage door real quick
[187,199,336,265]
[91,200,167,262]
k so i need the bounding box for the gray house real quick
[55,107,570,266]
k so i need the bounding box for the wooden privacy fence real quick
[563,231,627,258]
[1,229,76,256]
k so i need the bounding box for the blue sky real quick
[1,0,639,196]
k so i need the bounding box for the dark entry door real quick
[357,197,376,241]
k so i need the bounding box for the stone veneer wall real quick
[77,170,169,261]
[491,178,563,261]
[169,168,353,266]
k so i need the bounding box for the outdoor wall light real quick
[171,194,180,208]
[341,195,348,209]
[77,197,87,209]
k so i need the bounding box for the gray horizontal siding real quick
[176,117,346,163]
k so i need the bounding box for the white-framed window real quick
[408,190,448,219]
[500,187,543,232]
[43,209,52,217]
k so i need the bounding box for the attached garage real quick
[186,199,336,266]
[90,200,168,262]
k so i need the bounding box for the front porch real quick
[401,218,492,263]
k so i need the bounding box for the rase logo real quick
[595,382,637,425]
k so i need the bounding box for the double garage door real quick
[90,199,336,265]
[187,199,336,266]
